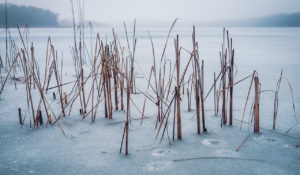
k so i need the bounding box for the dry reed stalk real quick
[200,60,206,132]
[187,87,191,111]
[125,70,130,155]
[229,52,234,126]
[220,29,227,125]
[141,66,154,125]
[218,74,253,93]
[64,92,68,105]
[273,70,283,129]
[120,78,124,111]
[102,62,108,119]
[214,72,217,116]
[254,76,260,133]
[191,26,203,134]
[5,0,8,71]
[224,30,235,126]
[31,45,51,125]
[113,56,119,111]
[240,71,256,130]
[36,109,43,125]
[112,29,120,111]
[120,20,137,155]
[48,114,52,124]
[147,19,178,127]
[21,49,36,127]
[0,53,20,96]
[192,43,201,134]
[156,49,194,142]
[115,33,126,112]
[175,35,182,140]
[173,89,177,140]
[282,77,298,123]
[20,46,65,130]
[236,134,250,152]
[221,56,227,125]
[18,108,23,125]
[52,52,65,116]
[80,52,87,117]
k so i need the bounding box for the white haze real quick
[5,0,300,24]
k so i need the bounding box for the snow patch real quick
[202,139,227,147]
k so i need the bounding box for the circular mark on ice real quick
[215,149,239,157]
[146,161,172,172]
[202,139,227,147]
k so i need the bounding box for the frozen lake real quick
[0,26,300,174]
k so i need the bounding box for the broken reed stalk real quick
[18,107,23,125]
[254,75,260,133]
[236,134,250,152]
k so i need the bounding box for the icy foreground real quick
[0,27,300,175]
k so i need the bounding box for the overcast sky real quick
[3,0,300,23]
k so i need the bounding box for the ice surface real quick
[0,27,300,175]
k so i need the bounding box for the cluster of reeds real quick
[1,7,299,154]
[13,27,65,134]
[216,29,235,126]
[192,26,206,134]
[239,71,261,133]
[120,21,137,155]
[154,23,209,143]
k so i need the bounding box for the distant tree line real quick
[251,12,300,27]
[0,3,59,27]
